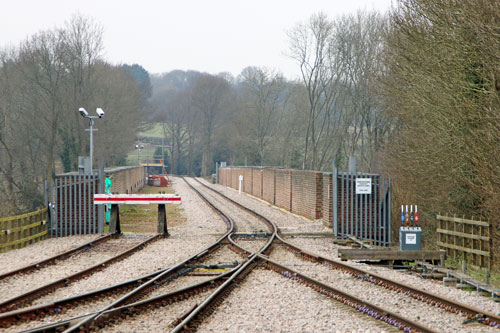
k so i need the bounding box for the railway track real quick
[0,234,161,314]
[0,234,113,281]
[25,177,274,332]
[5,177,499,332]
[169,177,427,333]
[183,177,500,332]
[1,178,240,332]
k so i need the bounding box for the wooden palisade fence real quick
[0,208,49,253]
[436,214,491,268]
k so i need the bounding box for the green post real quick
[105,176,112,223]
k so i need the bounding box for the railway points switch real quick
[399,227,422,251]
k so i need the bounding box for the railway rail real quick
[184,177,500,331]
[0,234,161,314]
[3,176,499,332]
[171,177,430,333]
[2,178,239,332]
[0,234,113,281]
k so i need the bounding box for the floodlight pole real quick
[89,118,94,174]
[80,107,102,175]
[84,117,98,174]
[162,137,165,175]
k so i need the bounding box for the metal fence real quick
[333,165,392,246]
[49,165,104,237]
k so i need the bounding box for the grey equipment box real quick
[399,227,422,251]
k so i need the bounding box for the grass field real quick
[138,123,163,138]
[112,185,185,234]
[126,147,157,165]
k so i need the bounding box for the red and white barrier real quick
[94,194,181,205]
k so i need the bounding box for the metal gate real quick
[332,164,392,246]
[49,166,104,237]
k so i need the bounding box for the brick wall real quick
[275,170,292,211]
[322,173,333,228]
[291,170,322,220]
[252,169,263,199]
[218,167,390,244]
[242,168,253,195]
[263,169,275,204]
[106,166,145,194]
[219,167,330,225]
[231,169,239,191]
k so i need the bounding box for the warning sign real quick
[406,233,416,244]
[355,178,372,195]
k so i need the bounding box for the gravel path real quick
[0,234,103,275]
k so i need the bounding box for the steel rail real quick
[0,267,170,328]
[173,178,429,333]
[194,178,500,329]
[259,255,436,333]
[170,177,279,332]
[0,234,114,281]
[0,234,160,313]
[49,177,237,332]
[21,265,241,333]
[276,236,500,327]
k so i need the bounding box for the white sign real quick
[239,175,243,194]
[406,233,417,245]
[355,178,372,195]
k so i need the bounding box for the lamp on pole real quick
[79,107,104,174]
[135,144,144,165]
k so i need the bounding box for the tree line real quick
[152,10,388,177]
[0,15,147,214]
[154,0,500,263]
[3,0,500,263]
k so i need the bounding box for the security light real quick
[96,108,105,118]
[79,108,89,118]
[79,107,104,174]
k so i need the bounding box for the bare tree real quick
[0,16,143,212]
[287,12,347,170]
[334,11,389,171]
[59,15,104,169]
[189,74,231,176]
[238,66,288,165]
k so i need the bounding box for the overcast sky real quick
[1,0,393,80]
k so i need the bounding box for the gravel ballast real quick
[0,236,149,304]
[5,177,500,332]
[200,178,500,328]
[198,268,392,332]
[3,177,227,332]
[0,234,103,275]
